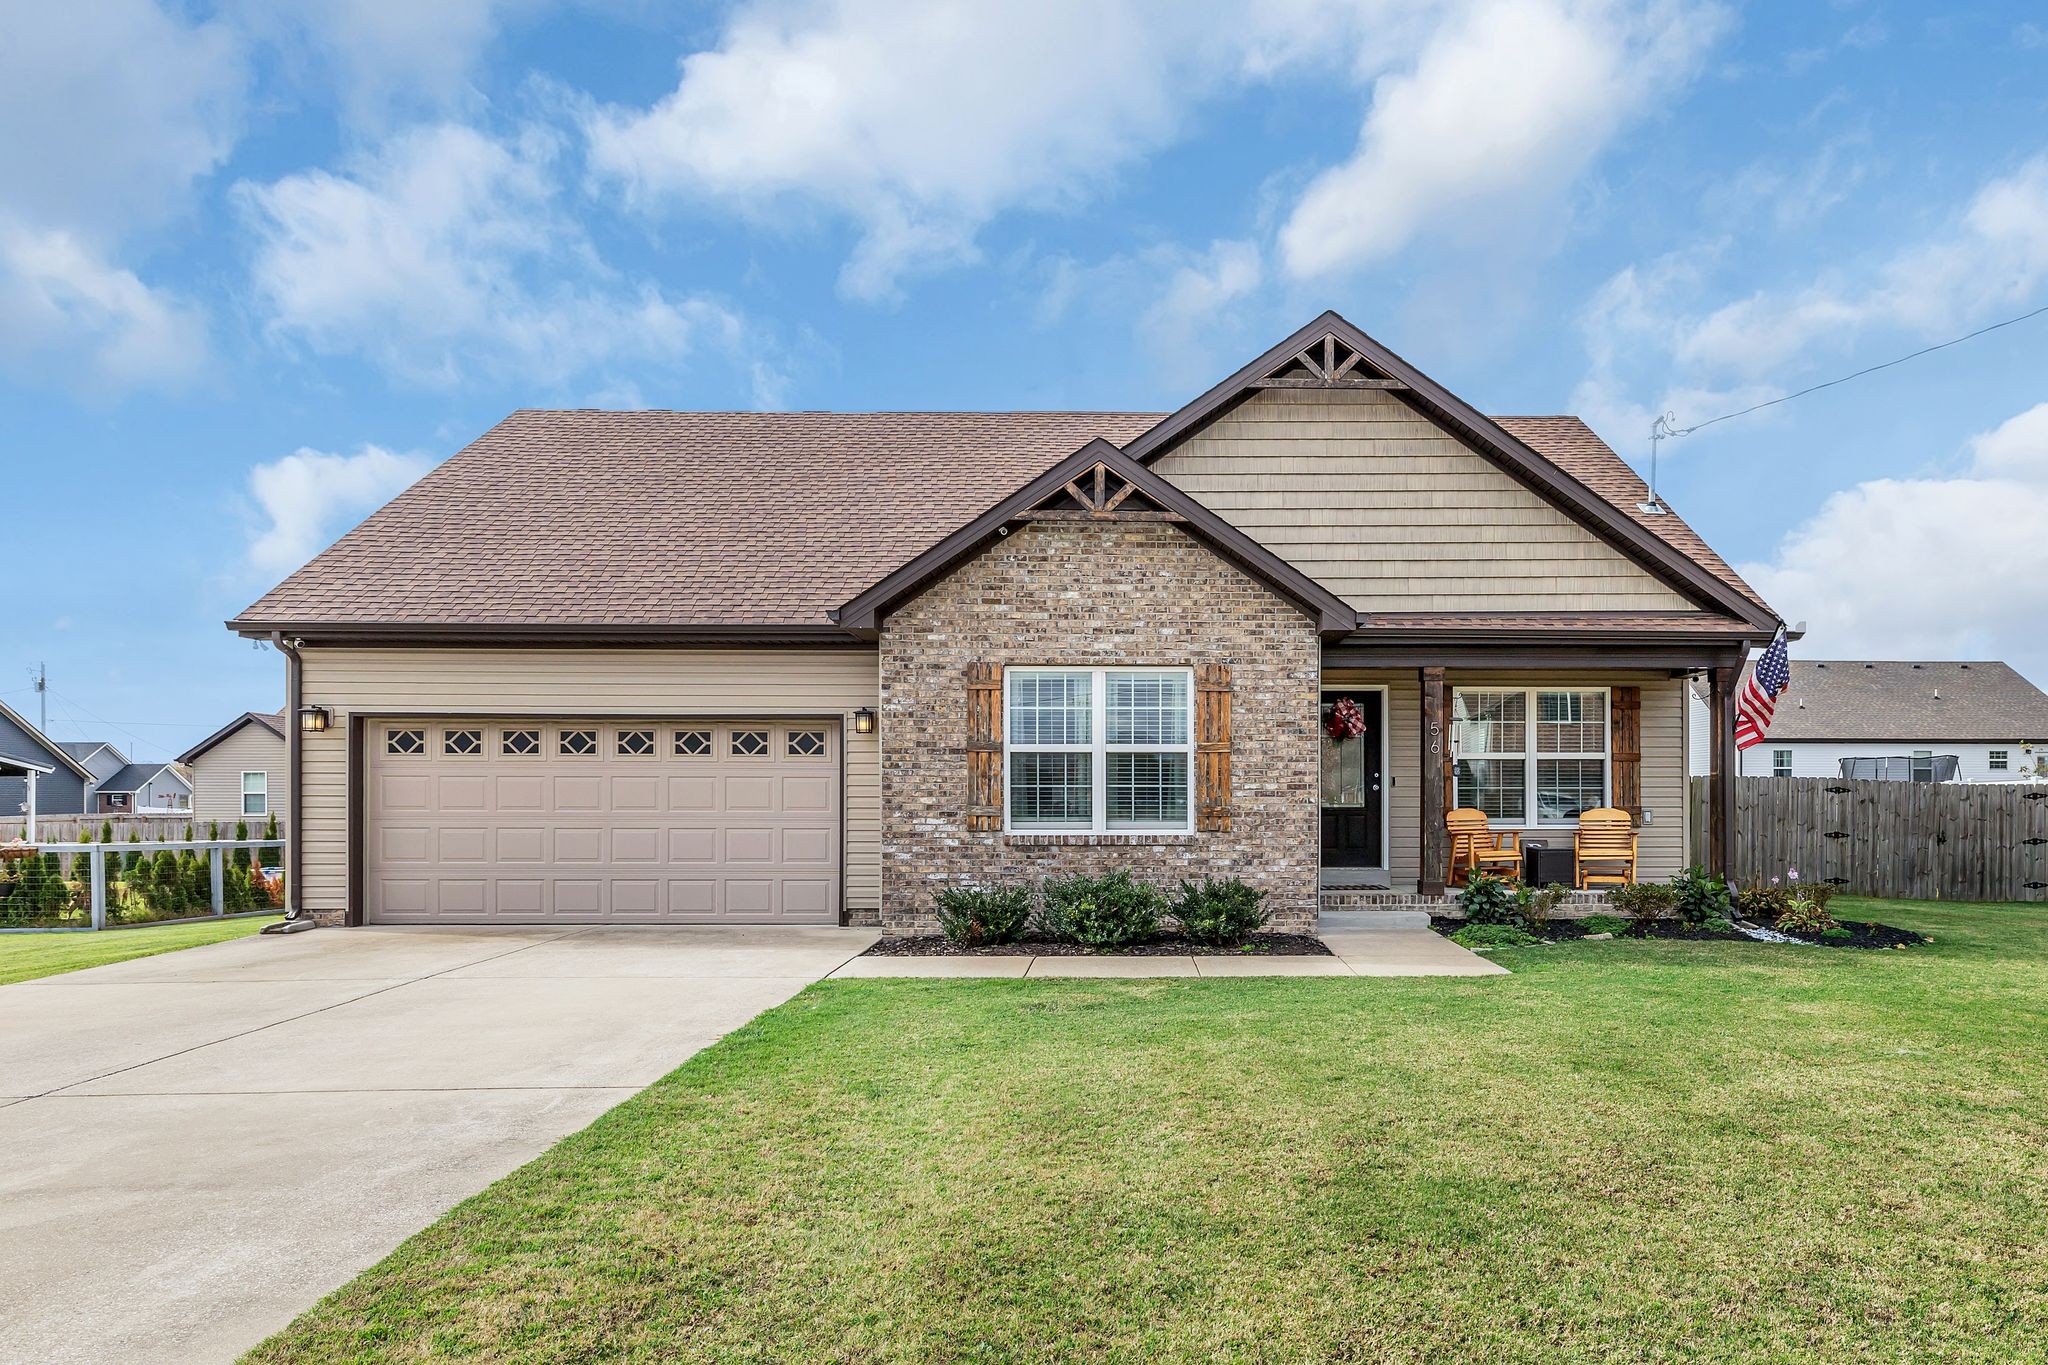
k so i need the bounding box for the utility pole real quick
[28,662,46,732]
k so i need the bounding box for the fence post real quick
[90,846,106,931]
[210,847,225,917]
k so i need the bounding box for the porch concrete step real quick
[1318,909,1431,931]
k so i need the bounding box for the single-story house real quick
[178,710,288,822]
[1732,660,2048,782]
[92,762,192,814]
[230,312,1782,931]
[0,700,141,824]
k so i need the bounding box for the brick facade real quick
[878,519,1322,933]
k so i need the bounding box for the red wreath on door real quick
[1325,697,1367,741]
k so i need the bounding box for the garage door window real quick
[787,729,827,757]
[501,728,541,755]
[559,729,598,755]
[443,728,483,756]
[616,728,656,756]
[674,729,712,756]
[731,729,769,757]
[386,728,425,755]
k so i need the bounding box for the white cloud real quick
[227,0,537,123]
[246,445,434,576]
[1739,403,2048,680]
[1277,0,1727,279]
[1137,239,1266,385]
[239,123,746,388]
[0,224,209,392]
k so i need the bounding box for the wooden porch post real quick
[1708,665,1737,878]
[1419,666,1447,896]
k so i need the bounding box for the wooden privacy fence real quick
[7,815,287,845]
[1695,776,2048,902]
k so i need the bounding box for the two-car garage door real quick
[365,719,839,924]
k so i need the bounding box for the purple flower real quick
[1787,867,1800,882]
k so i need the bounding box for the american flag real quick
[1734,629,1791,749]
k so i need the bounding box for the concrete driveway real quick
[0,922,876,1364]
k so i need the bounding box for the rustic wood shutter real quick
[966,662,1004,832]
[1195,663,1233,832]
[1611,685,1642,821]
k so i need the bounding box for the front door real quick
[1320,690,1383,868]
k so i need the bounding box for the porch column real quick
[1708,665,1737,878]
[1419,666,1447,896]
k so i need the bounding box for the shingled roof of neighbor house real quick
[1766,661,2048,741]
[231,407,1770,636]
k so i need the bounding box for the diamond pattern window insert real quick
[558,728,598,756]
[730,729,769,757]
[1009,752,1092,826]
[443,728,483,756]
[1008,671,1092,745]
[501,728,541,756]
[1107,752,1189,829]
[1106,671,1189,746]
[616,728,656,756]
[385,728,425,756]
[786,729,827,758]
[674,729,713,756]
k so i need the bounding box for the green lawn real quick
[0,914,280,986]
[251,899,2048,1362]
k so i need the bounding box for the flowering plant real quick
[1325,697,1367,742]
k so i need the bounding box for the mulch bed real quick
[860,932,1332,958]
[1428,917,1928,949]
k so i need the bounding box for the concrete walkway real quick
[830,912,1503,978]
[0,922,876,1365]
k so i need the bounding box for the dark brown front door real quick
[1320,690,1383,868]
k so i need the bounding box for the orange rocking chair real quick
[1447,808,1522,887]
[1573,807,1639,888]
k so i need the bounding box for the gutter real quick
[272,632,305,922]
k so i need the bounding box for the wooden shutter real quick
[1195,663,1233,833]
[966,662,1003,832]
[1611,685,1642,821]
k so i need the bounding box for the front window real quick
[1453,688,1609,825]
[1005,668,1193,832]
[241,771,268,817]
[1989,750,2010,771]
[1772,749,1793,778]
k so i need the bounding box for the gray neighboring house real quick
[90,761,194,814]
[1735,661,2048,782]
[178,711,288,823]
[0,699,97,821]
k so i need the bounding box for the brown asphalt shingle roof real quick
[232,409,1768,633]
[1766,661,2048,741]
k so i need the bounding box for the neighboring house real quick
[229,312,1783,930]
[91,762,193,814]
[178,710,288,823]
[0,699,98,820]
[1736,661,2048,782]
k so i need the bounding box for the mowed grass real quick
[0,914,279,985]
[252,899,2048,1363]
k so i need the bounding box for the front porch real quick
[1320,886,1617,917]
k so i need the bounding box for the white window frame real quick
[1003,666,1196,835]
[1451,686,1612,827]
[241,770,268,817]
[1989,749,2010,771]
[1772,749,1793,778]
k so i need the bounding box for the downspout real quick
[273,632,305,921]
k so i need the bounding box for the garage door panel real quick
[367,720,839,924]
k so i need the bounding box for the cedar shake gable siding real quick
[878,517,1321,933]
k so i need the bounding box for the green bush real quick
[1670,866,1733,926]
[1740,880,1795,919]
[933,884,1034,946]
[1578,913,1628,936]
[1608,881,1676,925]
[1777,898,1839,935]
[1457,871,1520,925]
[1171,877,1267,946]
[233,821,252,872]
[1451,923,1539,950]
[1698,916,1736,934]
[1820,925,1853,940]
[1516,883,1567,931]
[1041,871,1164,949]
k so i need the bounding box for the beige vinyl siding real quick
[296,648,880,919]
[188,725,288,823]
[1158,388,1697,612]
[1325,668,1686,889]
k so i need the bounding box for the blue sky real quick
[6,1,2048,761]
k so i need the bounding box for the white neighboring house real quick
[1699,660,2048,782]
[177,710,288,823]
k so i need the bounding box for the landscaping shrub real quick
[1041,871,1164,949]
[1451,923,1539,950]
[1698,916,1736,934]
[233,821,252,872]
[1171,877,1267,946]
[1670,866,1733,926]
[933,885,1034,946]
[1578,913,1628,936]
[1457,871,1519,925]
[1740,879,1795,920]
[1777,897,1839,935]
[1515,883,1567,932]
[1608,881,1676,926]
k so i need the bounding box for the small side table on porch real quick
[1522,843,1575,889]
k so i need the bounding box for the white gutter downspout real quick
[271,632,305,921]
